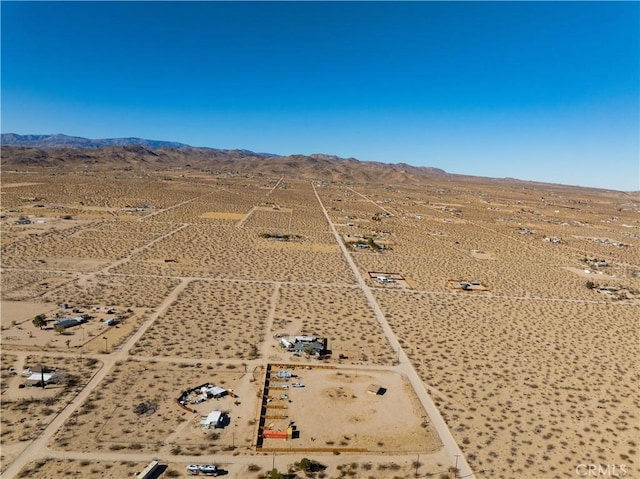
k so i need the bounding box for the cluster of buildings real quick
[590,237,631,247]
[177,383,232,431]
[51,305,128,330]
[178,383,228,407]
[279,336,330,357]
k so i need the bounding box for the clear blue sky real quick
[2,1,638,191]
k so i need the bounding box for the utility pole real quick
[415,453,420,477]
[103,336,108,353]
[454,455,460,479]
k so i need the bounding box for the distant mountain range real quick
[1,133,448,184]
[0,133,194,150]
[1,133,632,192]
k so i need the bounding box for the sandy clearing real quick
[0,183,43,188]
[256,241,339,253]
[0,301,59,327]
[561,266,619,280]
[261,367,438,453]
[200,212,245,220]
[470,251,496,260]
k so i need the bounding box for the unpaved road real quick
[313,182,475,479]
[2,180,489,479]
[1,280,191,479]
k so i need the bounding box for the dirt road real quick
[1,280,191,479]
[312,182,476,479]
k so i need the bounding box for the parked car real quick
[199,464,219,476]
[186,464,201,475]
[186,464,219,476]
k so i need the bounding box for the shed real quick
[200,411,223,429]
[367,384,386,395]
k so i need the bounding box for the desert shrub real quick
[133,401,156,415]
[268,468,284,479]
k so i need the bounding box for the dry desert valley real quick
[0,148,638,479]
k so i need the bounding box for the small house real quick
[200,410,225,429]
[54,316,87,329]
[293,341,324,355]
[24,369,62,387]
[25,372,55,387]
[292,337,329,357]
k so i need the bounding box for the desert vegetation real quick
[2,163,638,479]
[376,290,639,478]
[130,280,271,359]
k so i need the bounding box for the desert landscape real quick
[1,146,639,479]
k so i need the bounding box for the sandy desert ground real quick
[260,366,439,453]
[1,166,638,479]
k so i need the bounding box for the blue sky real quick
[2,1,638,191]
